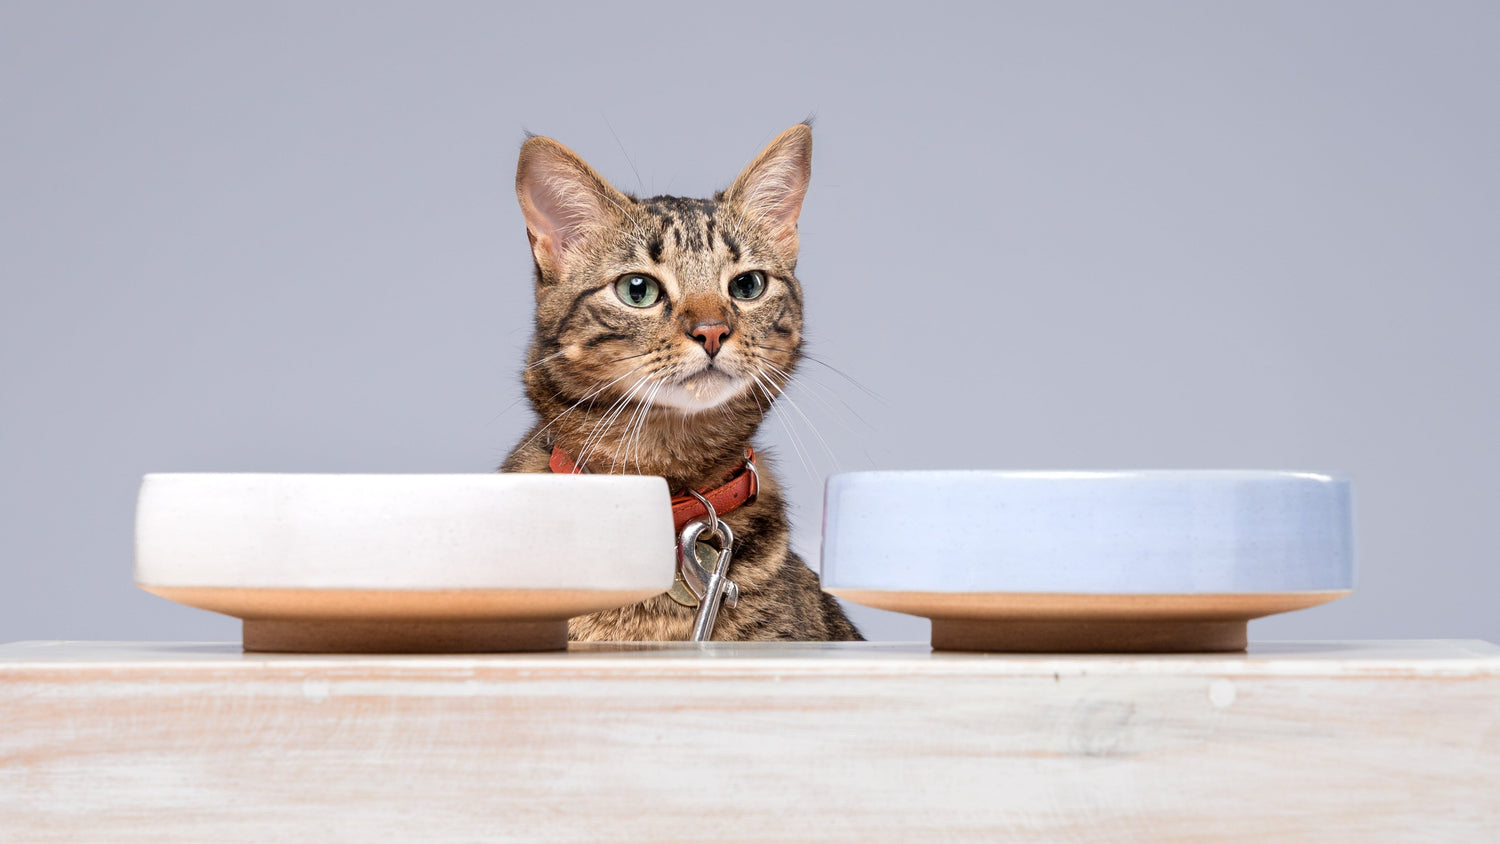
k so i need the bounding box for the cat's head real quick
[515,125,811,418]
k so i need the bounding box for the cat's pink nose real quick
[691,321,730,356]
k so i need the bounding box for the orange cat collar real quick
[548,445,760,532]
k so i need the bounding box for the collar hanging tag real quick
[677,516,739,642]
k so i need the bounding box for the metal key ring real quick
[687,488,720,542]
[742,450,759,505]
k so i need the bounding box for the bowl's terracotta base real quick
[830,589,1351,653]
[242,619,568,653]
[931,617,1248,653]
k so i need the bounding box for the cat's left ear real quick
[725,123,812,252]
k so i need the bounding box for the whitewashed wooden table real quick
[2,640,1497,842]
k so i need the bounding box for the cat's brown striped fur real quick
[500,124,861,642]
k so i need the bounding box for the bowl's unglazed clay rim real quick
[825,589,1352,620]
[138,585,667,621]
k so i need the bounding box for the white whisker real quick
[764,371,838,470]
[573,374,647,469]
[579,372,655,471]
[518,361,651,453]
[612,375,657,474]
[626,378,667,475]
[760,360,872,437]
[749,370,814,481]
[523,349,568,371]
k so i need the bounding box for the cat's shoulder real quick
[498,434,552,474]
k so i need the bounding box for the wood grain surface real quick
[2,640,1497,842]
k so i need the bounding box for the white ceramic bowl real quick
[822,471,1354,652]
[135,473,676,652]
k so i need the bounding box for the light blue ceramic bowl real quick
[821,471,1354,652]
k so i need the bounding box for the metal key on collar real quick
[677,489,739,641]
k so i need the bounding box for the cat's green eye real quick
[729,271,767,301]
[615,273,662,308]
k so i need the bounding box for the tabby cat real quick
[500,123,862,642]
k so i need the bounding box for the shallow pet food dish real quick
[822,471,1353,653]
[135,473,676,653]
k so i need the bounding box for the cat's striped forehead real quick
[630,195,743,265]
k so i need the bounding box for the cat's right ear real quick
[515,136,629,280]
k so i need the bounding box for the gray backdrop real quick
[3,1,1496,644]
